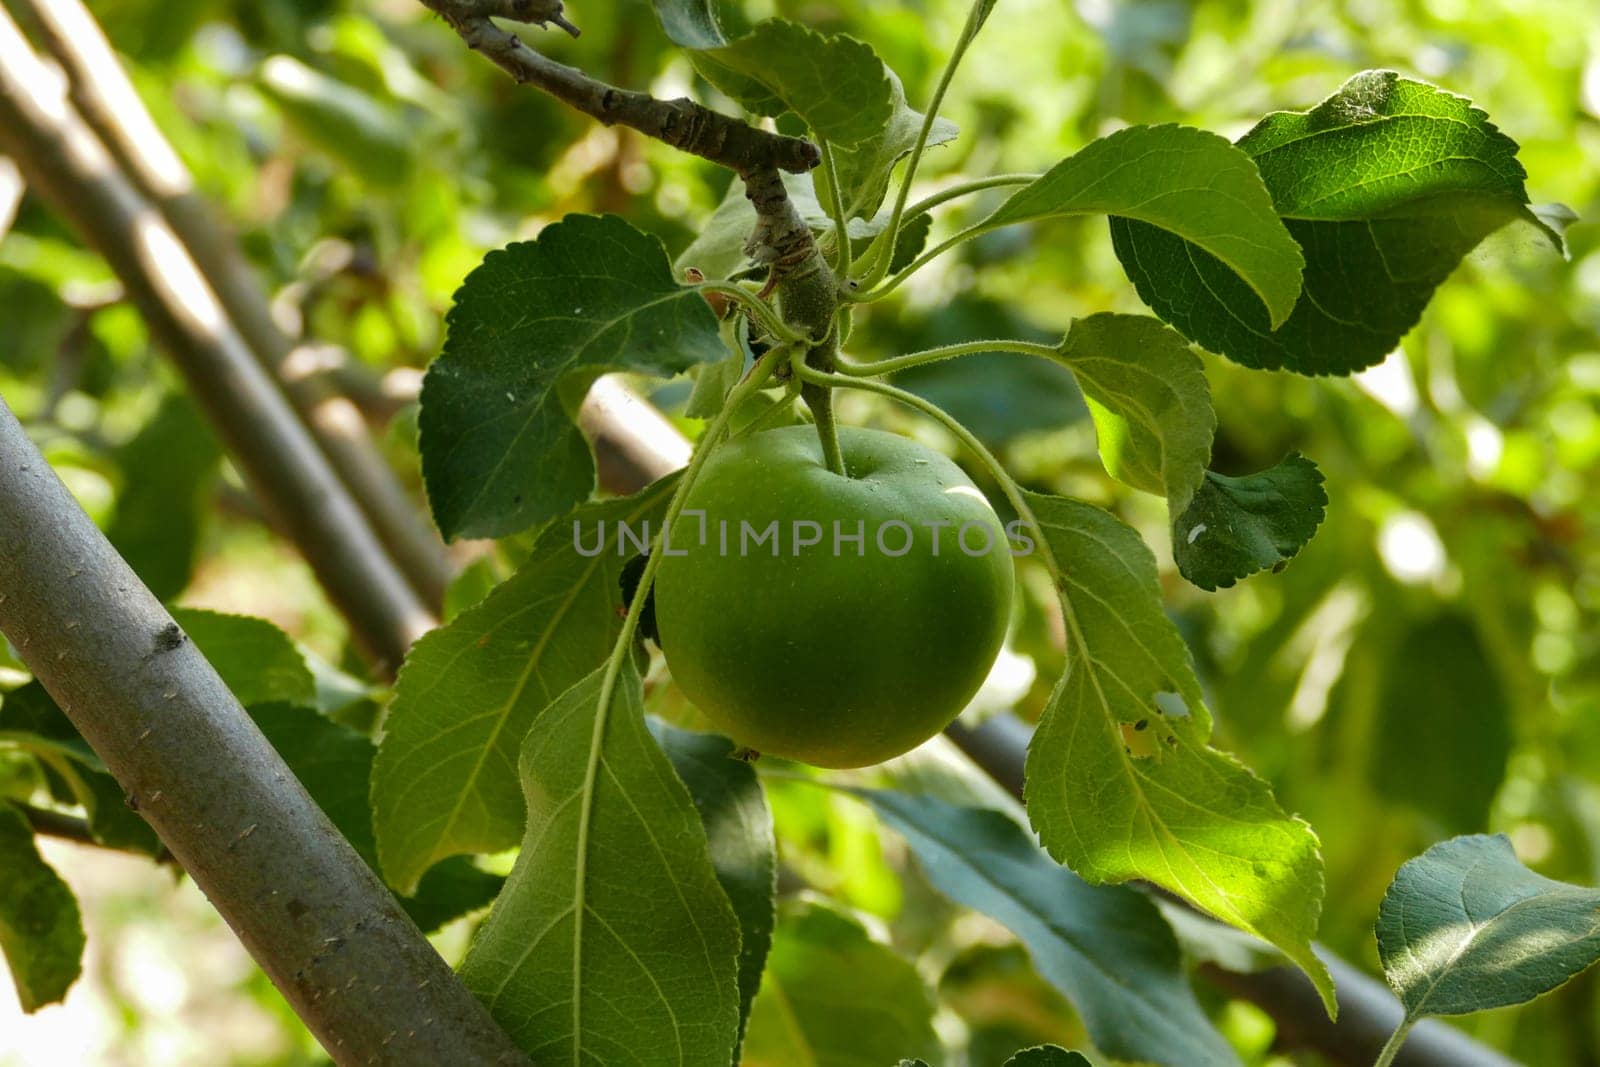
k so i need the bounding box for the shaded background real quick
[2,0,1599,1062]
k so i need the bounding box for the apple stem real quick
[803,377,846,477]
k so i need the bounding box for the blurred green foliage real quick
[3,0,1599,1062]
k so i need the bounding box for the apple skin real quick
[654,425,1014,768]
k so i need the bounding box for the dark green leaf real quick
[373,478,675,894]
[459,662,742,1064]
[1057,313,1214,513]
[742,899,939,1067]
[420,214,722,539]
[170,607,316,709]
[851,789,1238,1067]
[887,212,934,276]
[1374,615,1511,832]
[105,394,220,601]
[0,801,84,1011]
[664,16,893,149]
[1005,1048,1093,1067]
[1172,454,1327,590]
[1115,71,1558,376]
[652,722,776,1054]
[1378,834,1600,1018]
[1021,493,1334,1012]
[986,125,1303,326]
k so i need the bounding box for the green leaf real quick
[663,15,893,149]
[251,703,500,933]
[1004,1048,1093,1067]
[850,789,1238,1067]
[373,478,675,894]
[1378,834,1600,1019]
[105,394,221,601]
[741,899,939,1067]
[459,662,742,1064]
[652,721,775,1055]
[1021,492,1335,1014]
[816,69,959,224]
[0,801,84,1011]
[887,211,934,276]
[1374,616,1510,833]
[1172,454,1327,590]
[1056,313,1214,514]
[420,214,723,540]
[986,125,1303,327]
[169,608,316,709]
[1114,71,1557,376]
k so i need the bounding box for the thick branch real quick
[0,396,528,1066]
[8,0,454,608]
[417,0,818,175]
[0,11,433,672]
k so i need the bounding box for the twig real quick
[19,802,176,864]
[0,9,433,672]
[0,395,528,1066]
[8,0,454,609]
[416,0,818,175]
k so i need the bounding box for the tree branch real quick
[7,0,454,609]
[417,0,818,175]
[0,396,528,1066]
[0,9,434,672]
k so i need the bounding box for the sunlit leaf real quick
[1022,492,1335,1013]
[1378,834,1600,1018]
[986,125,1303,327]
[459,662,742,1064]
[420,214,722,539]
[1057,313,1214,513]
[1114,71,1559,375]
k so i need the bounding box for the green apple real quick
[654,425,1014,768]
